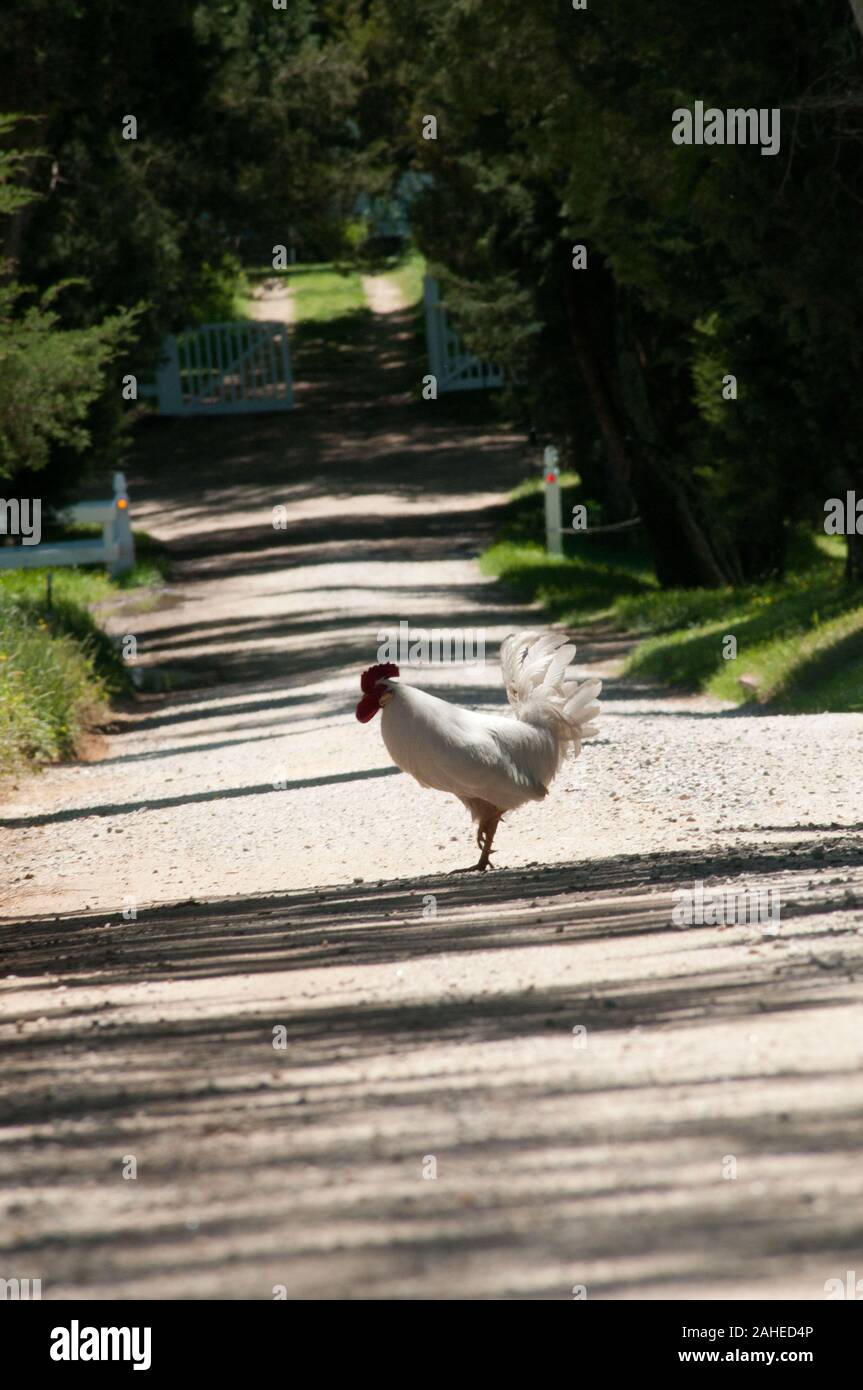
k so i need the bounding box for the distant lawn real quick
[0,533,166,777]
[270,263,372,389]
[382,246,426,308]
[287,262,369,323]
[239,260,369,343]
[481,480,863,712]
[244,250,425,324]
[272,253,427,394]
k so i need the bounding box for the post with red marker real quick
[543,446,562,557]
[110,470,136,577]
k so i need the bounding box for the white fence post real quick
[423,275,445,384]
[110,471,135,576]
[156,336,182,415]
[543,446,563,557]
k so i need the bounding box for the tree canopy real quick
[359,0,863,583]
[1,0,861,581]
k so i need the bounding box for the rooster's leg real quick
[476,814,500,871]
[452,813,501,873]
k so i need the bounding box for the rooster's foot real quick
[451,846,496,873]
[453,814,501,872]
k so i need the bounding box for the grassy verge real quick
[286,262,369,323]
[0,534,166,776]
[480,479,863,712]
[480,475,657,622]
[619,536,863,711]
[279,262,372,389]
[239,251,429,400]
[243,259,368,324]
[244,250,425,322]
[380,246,426,307]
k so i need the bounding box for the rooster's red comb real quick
[360,662,399,694]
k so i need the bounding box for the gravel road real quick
[1,284,862,1300]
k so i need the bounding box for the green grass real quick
[381,247,426,308]
[0,532,167,776]
[622,560,863,711]
[480,474,657,623]
[481,479,863,712]
[240,260,369,326]
[284,264,372,392]
[286,262,368,324]
[245,250,425,323]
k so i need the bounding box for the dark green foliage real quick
[0,120,138,489]
[0,0,365,505]
[2,0,861,593]
[365,0,863,587]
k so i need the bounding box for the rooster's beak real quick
[379,690,394,707]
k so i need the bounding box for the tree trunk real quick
[633,451,731,588]
[563,250,729,587]
[562,259,633,522]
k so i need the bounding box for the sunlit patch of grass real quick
[622,560,863,710]
[382,246,426,307]
[773,615,863,712]
[0,533,167,777]
[287,263,369,324]
[481,477,863,711]
[480,473,656,623]
[481,539,655,624]
[712,604,863,711]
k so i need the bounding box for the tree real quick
[369,0,863,586]
[0,0,365,502]
[0,121,136,494]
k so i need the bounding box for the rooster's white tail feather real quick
[501,630,602,755]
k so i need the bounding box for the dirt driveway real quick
[1,285,862,1299]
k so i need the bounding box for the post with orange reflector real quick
[110,470,135,576]
[543,446,563,557]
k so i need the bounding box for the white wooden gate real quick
[423,276,503,393]
[148,321,294,416]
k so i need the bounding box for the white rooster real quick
[355,630,602,871]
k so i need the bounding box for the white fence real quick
[423,276,504,393]
[0,472,135,577]
[142,321,294,416]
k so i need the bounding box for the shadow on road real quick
[2,836,862,1297]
